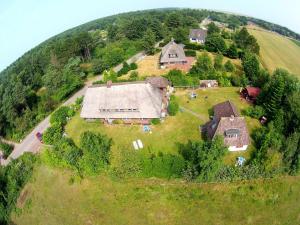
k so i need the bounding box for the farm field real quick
[12,165,300,225]
[247,25,300,78]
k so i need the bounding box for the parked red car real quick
[35,132,43,143]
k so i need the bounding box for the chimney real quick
[230,115,234,121]
[107,80,112,88]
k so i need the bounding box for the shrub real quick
[42,123,63,145]
[184,50,196,57]
[129,71,139,81]
[110,150,142,178]
[184,42,204,50]
[151,118,161,125]
[112,119,122,124]
[50,106,74,126]
[231,73,249,87]
[168,95,179,116]
[140,152,186,178]
[243,106,265,119]
[130,63,138,70]
[224,60,235,72]
[79,131,112,175]
[0,141,14,158]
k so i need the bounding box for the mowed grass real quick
[247,26,300,78]
[12,165,300,225]
[123,53,170,78]
[65,110,201,156]
[175,87,260,163]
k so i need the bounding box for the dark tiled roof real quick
[213,101,239,120]
[206,101,249,148]
[214,117,250,147]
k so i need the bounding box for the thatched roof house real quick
[206,101,250,151]
[160,39,187,66]
[80,77,170,122]
[189,28,208,44]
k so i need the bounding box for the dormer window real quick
[225,129,240,138]
[169,53,178,58]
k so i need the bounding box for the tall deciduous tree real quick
[142,29,156,54]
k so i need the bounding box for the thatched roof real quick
[189,28,207,41]
[146,76,170,88]
[160,39,187,64]
[81,80,164,119]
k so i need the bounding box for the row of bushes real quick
[117,62,138,76]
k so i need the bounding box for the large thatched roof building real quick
[80,77,170,123]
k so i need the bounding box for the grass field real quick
[66,109,201,156]
[12,165,300,225]
[247,25,300,78]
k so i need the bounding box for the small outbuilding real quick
[241,87,261,102]
[199,80,218,88]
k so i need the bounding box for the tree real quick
[173,27,188,43]
[263,70,285,119]
[235,27,259,54]
[42,123,63,145]
[226,43,239,59]
[214,54,224,71]
[79,131,112,175]
[207,22,220,34]
[50,106,74,126]
[205,34,227,53]
[165,12,183,29]
[190,52,215,78]
[142,29,156,54]
[180,136,227,181]
[242,52,260,83]
[166,69,190,86]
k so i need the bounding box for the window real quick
[169,53,178,58]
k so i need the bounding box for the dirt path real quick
[179,106,207,121]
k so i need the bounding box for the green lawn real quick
[247,26,300,78]
[175,87,260,164]
[66,110,201,156]
[12,165,300,225]
[65,87,260,165]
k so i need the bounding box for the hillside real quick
[247,25,300,77]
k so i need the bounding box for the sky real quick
[1,0,300,72]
